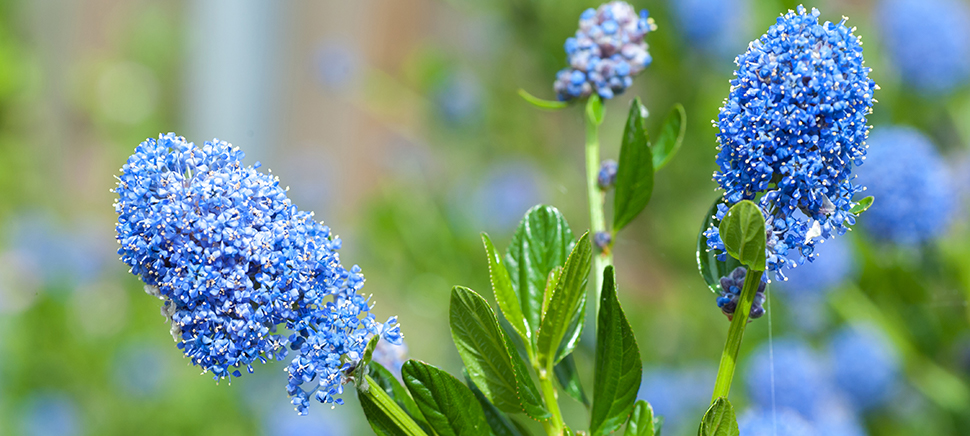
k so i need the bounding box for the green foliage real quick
[483,233,531,346]
[589,266,643,436]
[368,363,431,432]
[697,398,739,436]
[652,104,687,171]
[402,360,490,436]
[717,200,767,271]
[518,88,569,110]
[449,286,546,417]
[466,372,528,436]
[505,205,577,343]
[624,400,657,436]
[536,232,592,370]
[696,196,744,294]
[613,97,655,233]
[554,354,589,407]
[359,373,430,436]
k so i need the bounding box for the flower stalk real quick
[710,268,763,401]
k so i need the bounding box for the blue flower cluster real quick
[114,133,401,414]
[715,266,767,320]
[829,324,901,411]
[877,0,970,95]
[705,6,876,279]
[855,126,955,245]
[744,329,898,432]
[597,159,618,190]
[777,235,854,296]
[670,0,749,60]
[554,1,656,101]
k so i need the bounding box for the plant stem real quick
[710,268,763,402]
[362,374,429,436]
[585,109,611,322]
[539,370,565,435]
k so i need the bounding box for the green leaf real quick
[483,233,531,345]
[359,374,430,436]
[355,334,383,385]
[586,93,605,125]
[613,97,655,233]
[536,232,592,370]
[589,266,643,436]
[625,400,655,436]
[651,104,686,171]
[464,371,526,436]
[449,286,528,414]
[717,200,767,271]
[518,88,570,110]
[654,416,665,436]
[850,196,874,215]
[402,360,490,436]
[505,205,576,341]
[696,197,743,294]
[369,362,431,432]
[697,398,739,436]
[554,354,590,407]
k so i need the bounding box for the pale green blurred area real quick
[0,0,969,435]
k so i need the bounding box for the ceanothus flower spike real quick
[554,1,656,101]
[705,6,877,278]
[113,133,401,415]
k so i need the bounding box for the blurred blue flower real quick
[855,126,955,245]
[436,71,483,126]
[5,214,111,291]
[554,2,656,100]
[738,408,816,436]
[705,6,876,278]
[777,235,854,296]
[264,401,348,436]
[371,337,408,382]
[468,162,543,233]
[23,392,81,436]
[638,365,714,435]
[315,41,360,91]
[877,0,970,94]
[744,337,831,418]
[114,133,400,414]
[597,159,618,190]
[113,343,170,398]
[669,0,749,59]
[812,395,868,436]
[829,323,901,411]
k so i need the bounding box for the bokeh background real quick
[0,0,969,434]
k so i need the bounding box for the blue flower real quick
[23,392,81,436]
[738,408,816,436]
[855,126,955,245]
[597,159,618,190]
[638,365,715,435]
[705,6,876,278]
[777,235,854,296]
[877,0,970,94]
[715,266,767,320]
[744,337,832,418]
[371,338,409,382]
[829,323,900,411]
[113,133,401,414]
[670,0,750,59]
[554,2,656,101]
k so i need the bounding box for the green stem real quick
[710,268,763,402]
[539,370,565,435]
[585,107,611,322]
[362,374,429,436]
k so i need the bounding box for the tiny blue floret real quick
[113,133,401,415]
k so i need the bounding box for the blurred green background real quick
[0,0,969,435]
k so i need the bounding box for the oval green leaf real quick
[590,266,643,436]
[402,360,490,436]
[483,233,530,344]
[536,232,591,371]
[717,200,767,271]
[624,400,655,436]
[505,205,576,341]
[652,104,686,171]
[696,197,743,294]
[849,196,874,215]
[697,398,739,436]
[613,97,655,233]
